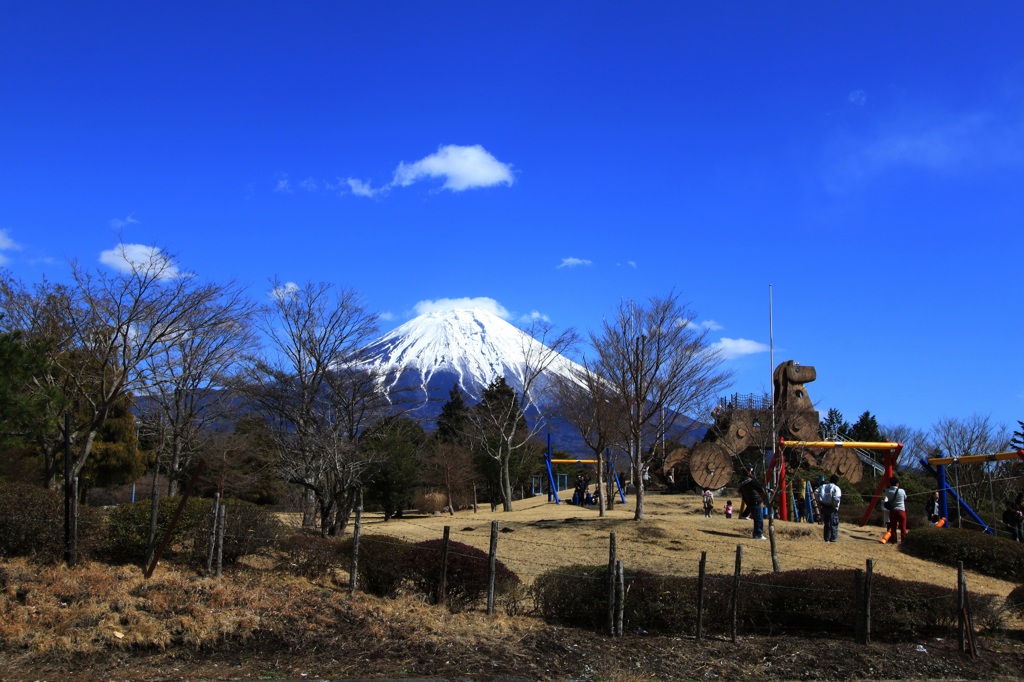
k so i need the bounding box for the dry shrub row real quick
[413,490,448,514]
[533,565,1007,639]
[0,483,104,563]
[900,526,1024,583]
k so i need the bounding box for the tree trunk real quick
[500,453,514,512]
[597,451,607,517]
[632,456,645,520]
[301,488,316,529]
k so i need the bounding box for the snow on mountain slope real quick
[359,308,584,404]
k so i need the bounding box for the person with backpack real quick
[883,476,908,544]
[702,487,714,518]
[814,475,842,543]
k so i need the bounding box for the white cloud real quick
[274,175,292,193]
[712,337,770,359]
[391,144,514,192]
[298,177,318,192]
[109,213,140,229]
[99,244,180,279]
[699,320,724,331]
[848,89,867,106]
[0,229,18,265]
[519,310,551,323]
[346,178,379,197]
[558,257,592,269]
[379,311,395,321]
[413,297,511,319]
[270,281,300,301]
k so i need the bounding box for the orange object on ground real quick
[935,517,946,528]
[879,530,892,544]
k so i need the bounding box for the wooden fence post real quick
[350,490,363,596]
[864,559,873,644]
[215,504,225,579]
[696,551,707,640]
[607,532,617,636]
[205,493,220,578]
[486,520,498,614]
[957,561,965,654]
[731,544,742,643]
[437,525,451,606]
[615,559,625,637]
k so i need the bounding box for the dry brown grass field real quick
[2,489,1022,681]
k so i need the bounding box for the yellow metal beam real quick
[549,459,599,464]
[927,450,1024,466]
[779,440,901,450]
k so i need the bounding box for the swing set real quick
[541,435,626,506]
[919,449,1024,536]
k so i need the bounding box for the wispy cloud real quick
[346,178,377,197]
[519,310,550,323]
[270,281,300,301]
[0,229,20,265]
[413,296,511,319]
[848,89,866,106]
[699,320,724,331]
[712,337,770,359]
[109,213,140,229]
[274,175,292,194]
[558,257,592,269]
[345,144,514,197]
[99,244,180,279]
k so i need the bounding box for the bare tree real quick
[929,414,1010,520]
[463,320,578,511]
[0,248,231,488]
[880,423,929,472]
[238,280,386,535]
[136,280,257,496]
[551,358,623,515]
[588,293,732,520]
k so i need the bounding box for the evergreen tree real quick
[849,411,883,443]
[819,408,850,440]
[1011,420,1024,451]
[364,417,425,521]
[436,383,469,445]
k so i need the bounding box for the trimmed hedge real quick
[532,565,997,639]
[900,526,1024,583]
[356,535,521,612]
[0,482,104,563]
[103,496,283,567]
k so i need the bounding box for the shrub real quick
[1006,584,1024,618]
[277,533,346,579]
[532,565,987,640]
[357,534,414,598]
[901,526,1024,583]
[413,490,448,515]
[0,482,104,563]
[395,538,521,611]
[103,496,283,567]
[184,498,283,566]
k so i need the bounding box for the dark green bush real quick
[1007,584,1024,617]
[900,526,1024,583]
[103,496,282,567]
[277,533,346,579]
[184,498,283,565]
[357,534,414,598]
[0,482,103,563]
[532,565,984,640]
[396,538,521,611]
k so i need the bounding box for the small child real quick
[702,488,714,518]
[724,500,733,519]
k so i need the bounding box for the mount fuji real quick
[359,307,584,410]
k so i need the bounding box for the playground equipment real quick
[664,360,881,491]
[918,449,1024,536]
[542,435,626,506]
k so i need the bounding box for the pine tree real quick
[436,383,468,445]
[849,411,883,443]
[819,408,850,440]
[1011,420,1024,451]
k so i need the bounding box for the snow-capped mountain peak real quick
[359,307,582,403]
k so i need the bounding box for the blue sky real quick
[2,2,1022,435]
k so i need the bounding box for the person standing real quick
[738,467,767,540]
[702,487,714,518]
[814,475,842,543]
[924,491,941,524]
[1002,499,1024,542]
[883,477,908,544]
[724,500,733,519]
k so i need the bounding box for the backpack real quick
[818,484,834,507]
[884,488,901,511]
